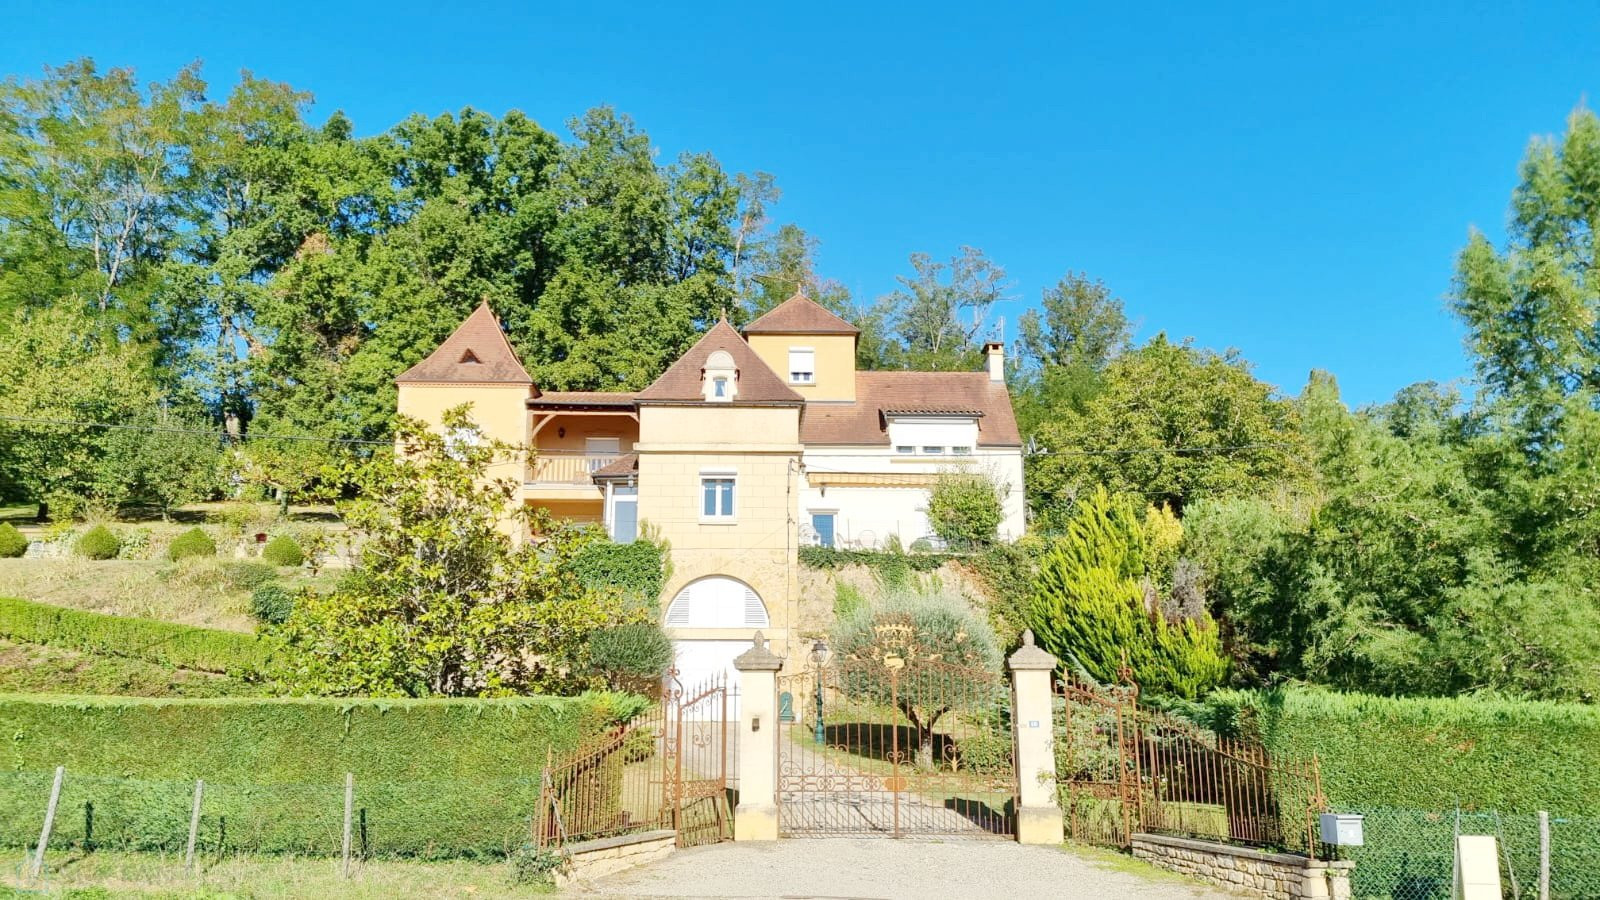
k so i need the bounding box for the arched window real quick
[664,576,769,628]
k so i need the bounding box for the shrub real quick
[219,560,278,591]
[261,534,303,567]
[1207,687,1600,814]
[0,523,26,558]
[74,524,121,560]
[0,693,619,858]
[166,527,217,561]
[1027,487,1227,699]
[833,582,867,622]
[588,622,673,691]
[926,469,1006,549]
[569,537,667,606]
[250,584,296,626]
[0,595,279,676]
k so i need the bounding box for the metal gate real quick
[538,671,737,850]
[777,656,1014,838]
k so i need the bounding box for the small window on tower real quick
[713,377,728,398]
[788,348,815,385]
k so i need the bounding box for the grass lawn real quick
[0,639,263,698]
[0,848,553,898]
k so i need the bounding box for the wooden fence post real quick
[185,779,205,873]
[30,766,64,880]
[341,773,354,878]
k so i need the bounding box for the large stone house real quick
[395,292,1024,683]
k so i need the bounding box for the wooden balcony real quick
[526,454,619,485]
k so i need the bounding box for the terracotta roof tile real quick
[396,302,533,385]
[800,372,1021,447]
[590,452,639,481]
[742,292,860,335]
[528,391,638,409]
[635,319,803,404]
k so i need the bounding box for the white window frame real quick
[951,445,973,456]
[922,445,945,455]
[895,445,915,455]
[787,346,816,385]
[699,470,737,523]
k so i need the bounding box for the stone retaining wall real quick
[1131,833,1353,900]
[554,829,676,888]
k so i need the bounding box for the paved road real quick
[565,838,1237,900]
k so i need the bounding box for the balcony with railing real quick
[525,453,620,486]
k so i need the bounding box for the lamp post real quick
[810,639,830,745]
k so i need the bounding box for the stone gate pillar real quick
[733,631,783,841]
[1009,629,1065,845]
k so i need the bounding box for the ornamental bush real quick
[926,469,1006,549]
[588,622,673,691]
[250,584,296,626]
[0,523,26,558]
[74,524,121,560]
[261,534,303,567]
[166,527,216,561]
[569,537,667,607]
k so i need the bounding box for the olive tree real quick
[830,583,1002,768]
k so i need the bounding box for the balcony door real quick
[585,436,621,472]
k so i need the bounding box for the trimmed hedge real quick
[0,596,278,677]
[0,693,625,858]
[1207,688,1600,813]
[798,545,955,571]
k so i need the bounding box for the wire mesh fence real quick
[1345,806,1600,900]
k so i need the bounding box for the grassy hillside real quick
[0,638,261,698]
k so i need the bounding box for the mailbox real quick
[1319,812,1365,847]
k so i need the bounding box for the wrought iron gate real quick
[538,672,736,850]
[777,656,1015,838]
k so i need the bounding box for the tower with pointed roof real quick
[395,302,536,500]
[741,291,860,402]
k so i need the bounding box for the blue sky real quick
[4,1,1597,405]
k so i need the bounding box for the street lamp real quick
[810,639,830,745]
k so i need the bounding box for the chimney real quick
[984,341,1005,383]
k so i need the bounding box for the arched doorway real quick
[664,575,770,706]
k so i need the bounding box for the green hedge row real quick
[1207,688,1600,813]
[0,596,278,676]
[0,693,628,858]
[798,545,957,571]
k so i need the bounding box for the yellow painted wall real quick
[395,383,532,484]
[745,333,857,401]
[529,498,604,523]
[636,404,803,658]
[637,405,800,446]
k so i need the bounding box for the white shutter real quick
[743,587,769,627]
[665,588,692,626]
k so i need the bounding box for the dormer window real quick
[702,349,738,402]
[459,349,481,365]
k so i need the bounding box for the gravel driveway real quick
[564,838,1238,900]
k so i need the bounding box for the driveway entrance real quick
[776,655,1015,838]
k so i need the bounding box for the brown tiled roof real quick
[590,452,639,481]
[742,292,860,335]
[528,391,637,409]
[635,319,804,404]
[800,372,1021,447]
[396,302,534,385]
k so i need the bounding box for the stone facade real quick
[1131,834,1353,900]
[553,829,677,888]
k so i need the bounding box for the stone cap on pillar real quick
[734,631,784,672]
[1007,629,1058,672]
